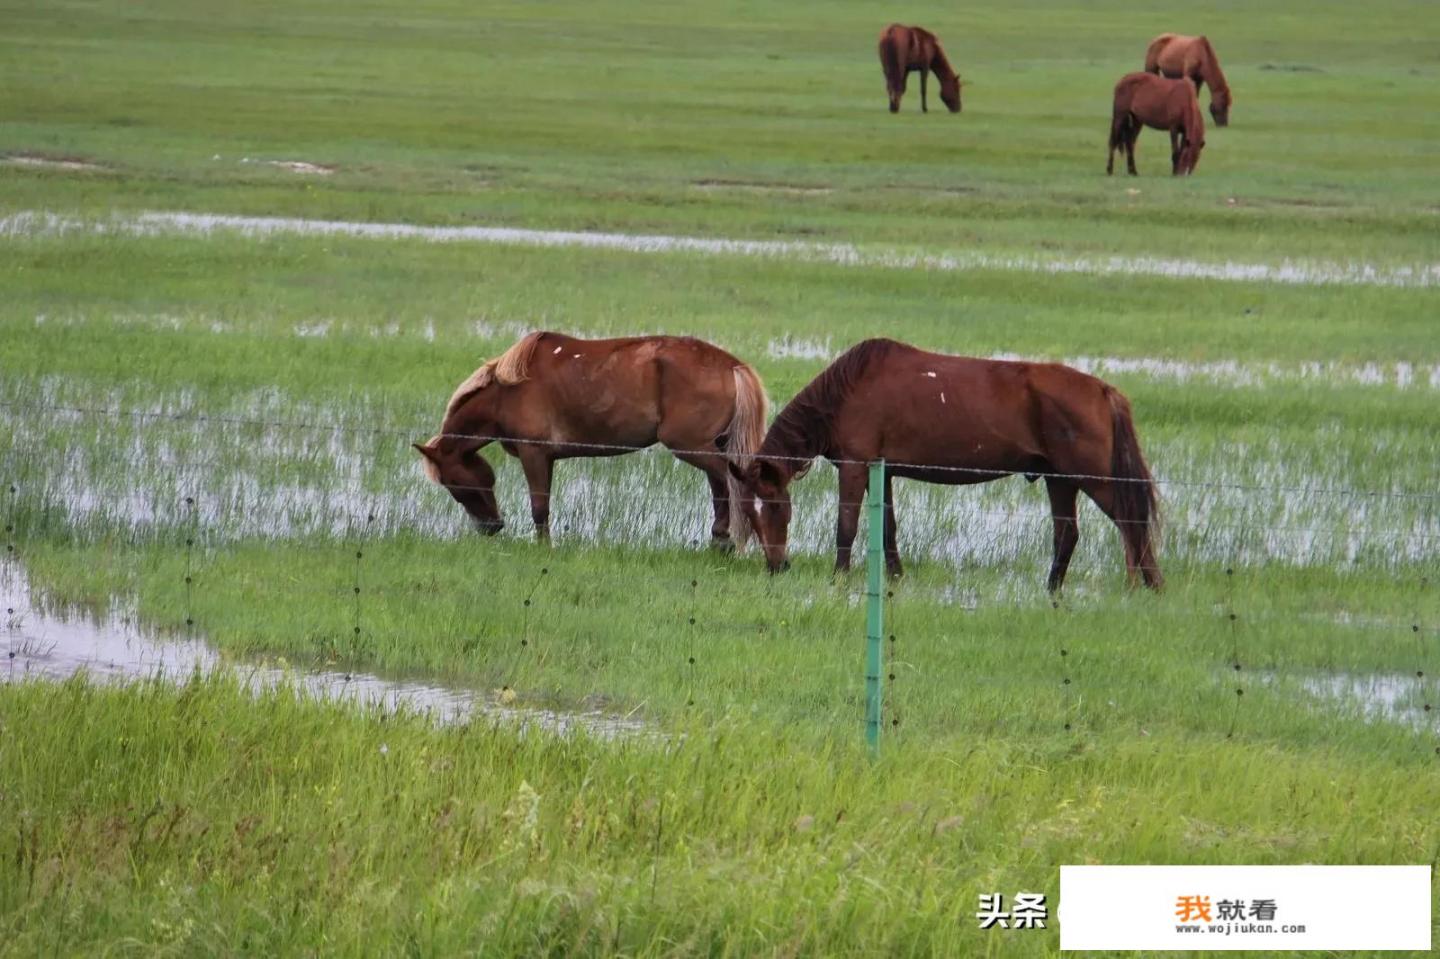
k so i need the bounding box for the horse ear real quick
[757,459,787,488]
[728,459,762,484]
[413,441,442,465]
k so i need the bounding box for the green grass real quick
[2,0,1438,952]
[2,677,1436,955]
[3,0,1439,261]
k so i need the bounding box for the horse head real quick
[414,438,504,534]
[941,75,962,113]
[1209,88,1231,127]
[1180,137,1205,175]
[727,457,794,573]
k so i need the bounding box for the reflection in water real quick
[1,567,649,739]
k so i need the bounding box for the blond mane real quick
[443,331,545,418]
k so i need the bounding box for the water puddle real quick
[3,211,1435,289]
[1,380,1436,568]
[4,154,107,173]
[1,567,649,739]
[692,179,832,196]
[769,341,1440,391]
[1273,671,1438,730]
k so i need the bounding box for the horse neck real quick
[929,43,957,81]
[1197,38,1228,93]
[1185,95,1205,139]
[758,410,829,480]
[444,390,500,449]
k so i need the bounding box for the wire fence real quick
[2,401,1437,757]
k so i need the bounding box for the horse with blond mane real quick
[415,332,767,547]
[877,24,962,114]
[1145,33,1232,126]
[1108,72,1205,176]
[727,338,1162,592]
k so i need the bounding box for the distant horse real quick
[727,338,1162,592]
[1145,33,1232,126]
[877,24,961,114]
[415,332,768,547]
[1108,72,1205,176]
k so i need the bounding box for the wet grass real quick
[2,676,1434,955]
[1,0,1438,951]
[2,1,1439,264]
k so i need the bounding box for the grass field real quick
[2,0,1438,954]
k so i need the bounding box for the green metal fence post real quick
[865,459,885,757]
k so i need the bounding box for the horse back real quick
[1148,33,1208,79]
[832,346,1113,477]
[878,23,934,70]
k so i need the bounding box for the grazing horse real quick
[1108,72,1205,176]
[415,332,768,548]
[727,339,1162,592]
[1145,33,1232,126]
[877,24,961,114]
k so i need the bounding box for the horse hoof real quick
[886,564,905,579]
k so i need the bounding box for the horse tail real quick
[724,363,769,548]
[878,29,902,86]
[1105,386,1163,589]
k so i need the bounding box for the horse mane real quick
[928,36,958,82]
[1185,81,1206,138]
[762,338,900,473]
[1196,36,1229,92]
[444,331,545,418]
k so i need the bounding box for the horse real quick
[415,331,768,548]
[727,338,1163,592]
[1145,33,1231,126]
[1108,72,1205,176]
[877,24,961,114]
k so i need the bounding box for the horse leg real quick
[891,73,907,113]
[920,68,928,113]
[516,445,554,541]
[1170,129,1181,174]
[834,461,868,573]
[883,470,902,578]
[672,450,733,549]
[1126,120,1139,175]
[1045,479,1080,593]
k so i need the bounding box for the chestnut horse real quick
[1145,33,1232,126]
[727,339,1162,592]
[1108,72,1205,176]
[877,24,961,114]
[415,332,767,547]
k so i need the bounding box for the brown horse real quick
[1108,72,1205,176]
[727,339,1162,592]
[415,331,768,547]
[877,24,961,114]
[1145,33,1232,126]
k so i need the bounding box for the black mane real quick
[761,338,901,471]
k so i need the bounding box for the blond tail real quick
[725,364,768,549]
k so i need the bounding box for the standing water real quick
[1,566,649,739]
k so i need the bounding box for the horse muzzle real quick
[767,558,792,575]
